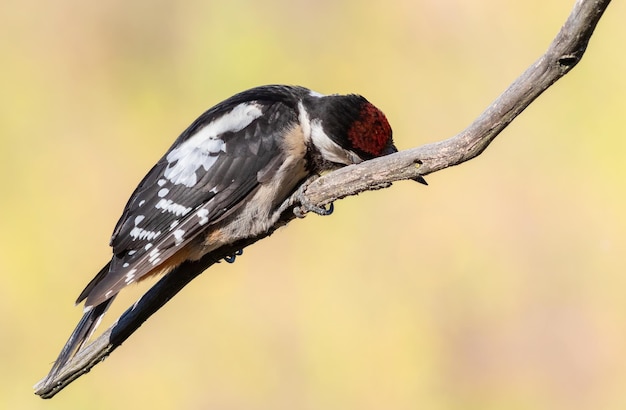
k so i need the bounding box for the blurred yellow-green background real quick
[2,0,625,409]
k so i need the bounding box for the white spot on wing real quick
[155,198,192,216]
[148,247,162,265]
[145,243,153,250]
[138,200,146,207]
[170,220,180,229]
[173,229,185,246]
[164,103,263,187]
[124,268,137,284]
[130,227,161,241]
[197,209,209,225]
[158,188,169,197]
[157,179,166,187]
[134,215,145,225]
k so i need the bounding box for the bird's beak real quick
[380,143,427,185]
[382,142,398,156]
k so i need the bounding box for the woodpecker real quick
[45,84,399,381]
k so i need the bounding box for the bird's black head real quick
[304,94,397,167]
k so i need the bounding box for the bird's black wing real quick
[79,91,302,308]
[43,85,308,385]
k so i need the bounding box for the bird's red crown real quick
[347,102,393,157]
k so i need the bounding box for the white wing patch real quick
[164,102,263,187]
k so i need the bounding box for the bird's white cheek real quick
[309,120,361,165]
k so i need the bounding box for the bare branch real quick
[35,0,612,399]
[303,0,611,208]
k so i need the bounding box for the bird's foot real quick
[224,249,243,263]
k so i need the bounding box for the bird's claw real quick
[224,249,243,263]
[294,201,334,218]
[290,176,334,218]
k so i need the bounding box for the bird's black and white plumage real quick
[45,84,398,383]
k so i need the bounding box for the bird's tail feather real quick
[43,296,115,383]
